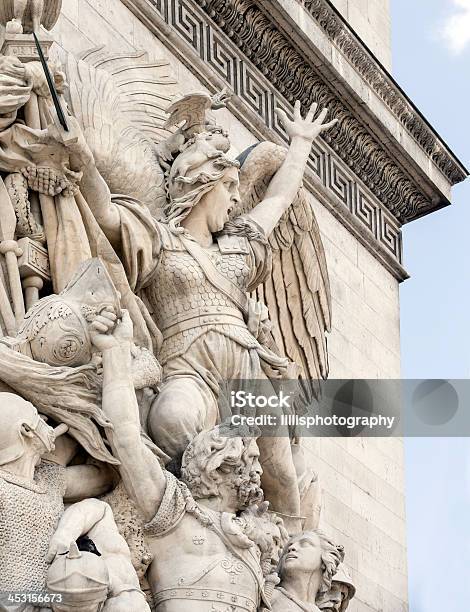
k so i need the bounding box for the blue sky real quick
[391,1,470,611]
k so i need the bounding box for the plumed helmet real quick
[167,131,235,202]
[47,541,109,607]
[0,392,41,466]
[15,258,121,367]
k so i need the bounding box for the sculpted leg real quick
[147,376,217,460]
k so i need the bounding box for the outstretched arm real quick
[90,310,166,522]
[246,101,337,237]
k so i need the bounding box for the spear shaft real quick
[33,32,68,131]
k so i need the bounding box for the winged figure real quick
[65,64,332,384]
[62,87,337,529]
[0,43,336,532]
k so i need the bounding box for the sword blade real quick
[33,33,69,132]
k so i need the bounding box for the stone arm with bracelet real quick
[89,309,166,522]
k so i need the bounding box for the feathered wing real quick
[236,142,332,390]
[63,46,177,216]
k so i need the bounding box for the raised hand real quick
[275,100,337,143]
[89,309,134,352]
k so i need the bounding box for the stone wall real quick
[50,1,407,610]
[330,0,392,69]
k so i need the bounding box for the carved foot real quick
[6,19,23,34]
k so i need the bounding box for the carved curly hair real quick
[180,422,260,501]
[278,529,344,596]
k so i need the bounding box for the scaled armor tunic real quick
[115,195,284,365]
[114,196,290,444]
[146,223,267,366]
[0,461,65,593]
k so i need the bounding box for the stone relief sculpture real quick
[0,6,355,610]
[46,499,150,611]
[56,68,336,533]
[0,393,148,612]
[0,260,161,610]
[87,308,287,611]
[0,258,162,466]
[316,563,356,611]
[270,531,344,612]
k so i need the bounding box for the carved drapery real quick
[300,0,466,185]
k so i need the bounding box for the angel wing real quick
[63,46,178,216]
[235,142,332,390]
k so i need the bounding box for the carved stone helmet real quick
[15,258,121,367]
[332,563,356,600]
[168,131,235,202]
[47,541,109,610]
[0,392,53,466]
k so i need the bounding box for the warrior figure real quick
[271,530,344,612]
[0,49,335,532]
[0,398,148,610]
[316,563,356,612]
[91,308,287,612]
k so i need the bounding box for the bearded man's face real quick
[218,439,263,510]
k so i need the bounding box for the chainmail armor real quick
[0,461,65,592]
[143,472,190,537]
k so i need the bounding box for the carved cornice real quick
[300,0,467,186]
[195,0,433,224]
[123,0,446,276]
